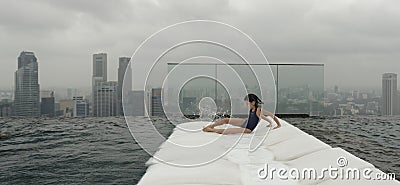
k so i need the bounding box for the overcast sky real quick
[0,0,399,91]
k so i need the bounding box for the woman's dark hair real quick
[244,93,264,109]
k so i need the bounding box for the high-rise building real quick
[41,97,55,117]
[93,81,118,117]
[382,73,398,115]
[0,99,13,117]
[14,51,40,117]
[118,57,132,116]
[41,91,55,117]
[92,53,107,116]
[92,53,107,81]
[73,96,89,117]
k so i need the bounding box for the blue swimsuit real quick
[241,108,260,131]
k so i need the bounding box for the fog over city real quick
[0,0,399,90]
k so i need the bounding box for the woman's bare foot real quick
[203,124,214,129]
[273,125,281,130]
[202,126,214,132]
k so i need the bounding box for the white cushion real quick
[138,159,242,185]
[269,134,331,161]
[161,131,221,148]
[262,125,308,147]
[147,138,234,166]
[284,147,375,185]
[174,121,212,132]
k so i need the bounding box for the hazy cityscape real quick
[0,51,399,118]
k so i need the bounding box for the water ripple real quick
[0,116,168,184]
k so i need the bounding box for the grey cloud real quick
[0,0,399,90]
[0,1,80,34]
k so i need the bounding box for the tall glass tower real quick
[118,57,132,116]
[92,53,108,117]
[92,53,107,81]
[382,73,398,116]
[14,51,40,117]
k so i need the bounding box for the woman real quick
[202,93,281,134]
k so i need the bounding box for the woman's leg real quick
[206,118,246,128]
[203,127,252,135]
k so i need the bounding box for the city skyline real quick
[0,50,397,96]
[1,50,399,117]
[2,50,398,92]
[0,50,398,92]
[0,50,400,90]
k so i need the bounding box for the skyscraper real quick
[0,100,13,117]
[92,53,107,81]
[93,81,118,117]
[382,73,398,116]
[118,57,132,116]
[14,51,40,117]
[40,91,55,117]
[92,53,107,116]
[73,96,89,117]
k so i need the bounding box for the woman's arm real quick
[256,108,273,127]
[260,108,281,129]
